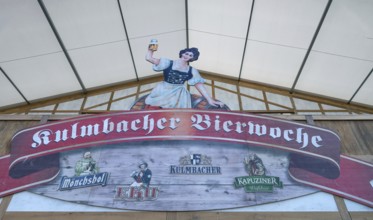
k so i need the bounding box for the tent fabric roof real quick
[0,0,372,110]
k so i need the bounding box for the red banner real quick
[0,109,372,207]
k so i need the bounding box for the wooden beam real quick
[0,196,12,220]
[1,73,372,115]
[1,211,353,220]
[1,114,373,122]
[333,196,352,220]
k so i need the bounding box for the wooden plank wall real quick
[0,115,372,220]
[315,120,373,156]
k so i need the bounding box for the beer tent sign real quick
[0,110,372,210]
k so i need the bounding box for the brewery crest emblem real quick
[234,153,283,193]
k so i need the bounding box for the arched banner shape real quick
[0,109,372,208]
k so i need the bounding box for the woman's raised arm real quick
[145,49,160,65]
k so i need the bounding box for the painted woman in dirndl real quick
[145,40,223,109]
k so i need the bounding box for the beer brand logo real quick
[234,153,283,193]
[114,162,159,201]
[58,151,109,190]
[59,173,109,190]
[170,154,221,175]
[114,186,159,201]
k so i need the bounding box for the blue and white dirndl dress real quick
[145,58,205,108]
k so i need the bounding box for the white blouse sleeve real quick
[152,58,171,72]
[188,67,206,85]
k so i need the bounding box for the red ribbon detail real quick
[0,110,371,207]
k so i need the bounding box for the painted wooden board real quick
[29,141,317,211]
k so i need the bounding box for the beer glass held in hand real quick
[148,39,158,51]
